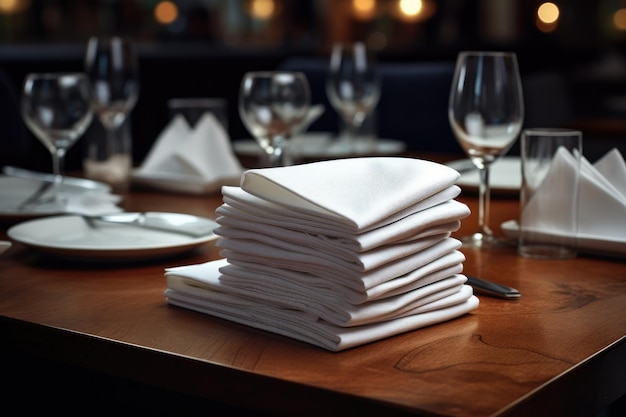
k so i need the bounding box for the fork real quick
[17,181,54,210]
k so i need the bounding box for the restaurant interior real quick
[0,0,625,170]
[1,1,626,416]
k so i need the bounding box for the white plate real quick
[446,156,521,194]
[7,213,219,261]
[0,176,111,221]
[501,219,626,259]
[233,133,406,158]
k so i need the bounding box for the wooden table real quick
[1,175,625,416]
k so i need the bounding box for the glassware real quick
[448,51,524,247]
[20,72,93,209]
[83,36,140,189]
[238,71,311,167]
[326,42,380,153]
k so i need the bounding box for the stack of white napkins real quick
[132,113,243,194]
[505,148,626,256]
[164,157,479,351]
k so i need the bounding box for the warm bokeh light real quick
[154,1,178,25]
[394,0,435,23]
[537,2,559,24]
[249,0,275,20]
[0,0,30,14]
[399,0,422,17]
[352,0,376,21]
[536,2,559,33]
[614,8,626,31]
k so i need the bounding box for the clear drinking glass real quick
[21,72,93,209]
[238,71,311,167]
[448,51,524,247]
[83,36,140,188]
[326,42,380,152]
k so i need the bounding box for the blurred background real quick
[1,0,625,169]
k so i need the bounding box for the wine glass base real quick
[460,232,516,249]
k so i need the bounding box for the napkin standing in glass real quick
[518,128,582,259]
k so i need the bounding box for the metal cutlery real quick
[466,276,521,299]
[82,212,217,238]
[17,180,54,210]
[3,166,109,191]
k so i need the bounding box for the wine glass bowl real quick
[83,36,139,188]
[84,36,139,130]
[326,42,380,152]
[21,72,93,208]
[239,71,311,167]
[448,51,524,247]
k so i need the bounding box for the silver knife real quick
[466,276,521,299]
[3,166,110,191]
[83,212,217,238]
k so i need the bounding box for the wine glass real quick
[239,71,311,167]
[83,36,140,187]
[326,42,380,153]
[21,72,93,209]
[448,51,524,248]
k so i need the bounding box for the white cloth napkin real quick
[0,176,122,216]
[165,259,479,352]
[522,148,626,241]
[239,157,460,232]
[132,113,243,194]
[164,157,477,351]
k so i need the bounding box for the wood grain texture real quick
[1,182,625,416]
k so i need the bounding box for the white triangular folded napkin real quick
[239,157,460,232]
[164,258,479,351]
[522,147,626,241]
[132,113,243,194]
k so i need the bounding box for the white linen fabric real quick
[165,259,479,352]
[132,113,243,194]
[164,157,478,351]
[523,148,626,240]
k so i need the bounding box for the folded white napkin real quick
[218,184,465,241]
[522,148,626,241]
[132,113,243,194]
[239,157,460,232]
[165,258,479,351]
[218,250,465,304]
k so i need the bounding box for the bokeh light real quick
[352,0,377,21]
[394,0,435,23]
[614,8,626,31]
[154,1,178,25]
[0,0,30,14]
[536,2,559,33]
[249,0,275,20]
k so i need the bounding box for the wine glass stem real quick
[51,148,66,203]
[268,136,290,167]
[477,166,493,238]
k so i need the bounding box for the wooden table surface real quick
[1,160,625,416]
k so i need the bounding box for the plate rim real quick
[7,213,218,260]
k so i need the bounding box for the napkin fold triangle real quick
[522,147,626,241]
[133,113,243,194]
[165,157,478,351]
